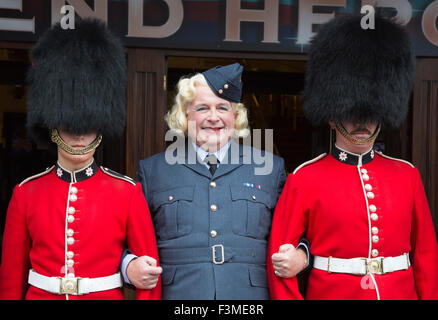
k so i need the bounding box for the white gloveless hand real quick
[126,255,163,290]
[271,243,307,278]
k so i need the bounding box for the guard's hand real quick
[271,244,307,278]
[126,255,162,289]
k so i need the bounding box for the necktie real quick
[205,154,219,175]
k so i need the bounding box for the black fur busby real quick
[26,18,126,142]
[302,14,415,128]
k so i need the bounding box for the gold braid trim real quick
[50,129,102,155]
[335,122,381,145]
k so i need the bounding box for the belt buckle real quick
[212,244,225,265]
[60,277,82,295]
[366,258,384,274]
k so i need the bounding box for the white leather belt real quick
[28,269,123,295]
[313,253,411,275]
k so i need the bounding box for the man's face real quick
[341,121,379,141]
[329,120,379,153]
[57,130,97,164]
[58,130,97,149]
[186,83,236,151]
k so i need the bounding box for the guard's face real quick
[58,130,98,150]
[57,130,97,165]
[341,121,379,140]
[329,120,379,153]
[186,83,236,151]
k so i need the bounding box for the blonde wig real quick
[165,73,250,138]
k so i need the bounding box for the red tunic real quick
[0,161,161,300]
[267,147,438,300]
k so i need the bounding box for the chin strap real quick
[335,122,381,145]
[50,129,103,155]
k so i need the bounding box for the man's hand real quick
[126,255,162,289]
[271,244,307,278]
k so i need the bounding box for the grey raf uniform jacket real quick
[136,140,286,299]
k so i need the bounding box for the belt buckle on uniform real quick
[212,244,225,265]
[60,277,82,295]
[366,258,384,274]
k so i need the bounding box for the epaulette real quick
[19,166,55,187]
[376,151,414,168]
[293,153,327,174]
[100,167,136,185]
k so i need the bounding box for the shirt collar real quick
[331,144,375,166]
[191,139,231,164]
[55,159,99,183]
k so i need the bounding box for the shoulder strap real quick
[376,152,414,168]
[100,166,136,185]
[293,153,327,174]
[19,166,55,187]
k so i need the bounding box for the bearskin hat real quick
[26,18,126,143]
[302,14,415,128]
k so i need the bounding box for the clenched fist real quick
[271,244,307,278]
[126,255,162,290]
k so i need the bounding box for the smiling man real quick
[186,77,236,151]
[121,63,310,300]
[267,14,438,300]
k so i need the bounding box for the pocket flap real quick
[230,185,273,208]
[161,265,177,286]
[150,186,195,210]
[248,265,268,288]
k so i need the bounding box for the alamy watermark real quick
[164,122,275,176]
[60,5,75,30]
[361,5,375,30]
[59,4,376,31]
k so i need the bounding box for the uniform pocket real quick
[161,265,177,286]
[248,265,268,288]
[230,185,274,239]
[150,186,194,240]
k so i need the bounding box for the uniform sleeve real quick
[136,160,150,203]
[267,174,307,300]
[274,157,287,204]
[126,183,161,300]
[410,168,438,299]
[0,185,31,300]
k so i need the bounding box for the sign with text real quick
[0,0,437,56]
